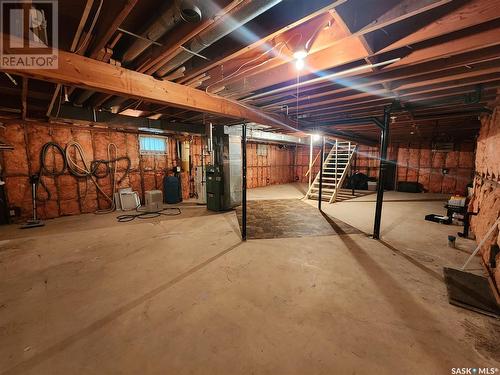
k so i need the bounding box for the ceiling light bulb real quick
[293,50,307,60]
[311,133,321,141]
[295,58,305,71]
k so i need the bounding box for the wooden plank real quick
[260,46,500,108]
[88,0,138,59]
[138,0,247,74]
[21,77,28,120]
[288,63,500,113]
[381,0,500,52]
[356,0,453,36]
[390,23,500,68]
[210,1,500,100]
[47,0,94,116]
[178,1,348,84]
[1,43,298,131]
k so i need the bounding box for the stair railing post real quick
[318,136,325,211]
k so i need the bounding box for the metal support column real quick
[242,123,247,241]
[308,135,313,188]
[351,144,356,196]
[373,108,391,239]
[318,136,325,211]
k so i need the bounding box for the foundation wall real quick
[246,142,296,188]
[0,122,309,220]
[469,103,500,289]
[0,121,202,220]
[355,141,475,194]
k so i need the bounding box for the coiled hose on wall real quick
[37,142,67,201]
[65,141,131,214]
[36,141,131,214]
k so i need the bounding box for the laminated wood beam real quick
[0,43,298,131]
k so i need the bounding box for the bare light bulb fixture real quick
[293,49,307,71]
[295,58,305,70]
[311,133,321,142]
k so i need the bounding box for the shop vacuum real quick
[20,174,45,229]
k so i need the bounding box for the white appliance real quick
[145,190,163,211]
[118,188,140,211]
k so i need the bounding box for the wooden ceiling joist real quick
[1,43,297,131]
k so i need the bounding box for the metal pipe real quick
[155,0,282,77]
[122,0,202,65]
[242,122,247,241]
[179,45,210,61]
[207,122,214,165]
[318,136,325,211]
[373,107,391,239]
[117,27,163,46]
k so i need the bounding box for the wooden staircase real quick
[306,140,356,203]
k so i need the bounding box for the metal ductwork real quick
[122,0,202,65]
[155,0,282,77]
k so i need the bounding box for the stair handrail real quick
[329,143,356,204]
[305,149,322,177]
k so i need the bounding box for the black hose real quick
[90,156,131,183]
[37,142,67,201]
[116,207,181,223]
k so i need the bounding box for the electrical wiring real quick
[116,206,181,222]
[205,33,302,94]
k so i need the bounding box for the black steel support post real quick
[318,136,325,211]
[373,108,391,239]
[242,123,247,241]
[351,149,357,196]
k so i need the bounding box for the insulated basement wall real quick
[355,142,475,194]
[0,121,196,220]
[469,100,500,289]
[0,122,308,221]
[246,142,296,188]
[294,145,321,184]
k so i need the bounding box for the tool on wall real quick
[20,174,45,229]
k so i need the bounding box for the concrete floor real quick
[0,185,499,374]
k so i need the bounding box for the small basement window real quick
[139,135,167,155]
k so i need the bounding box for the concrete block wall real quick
[469,101,500,289]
